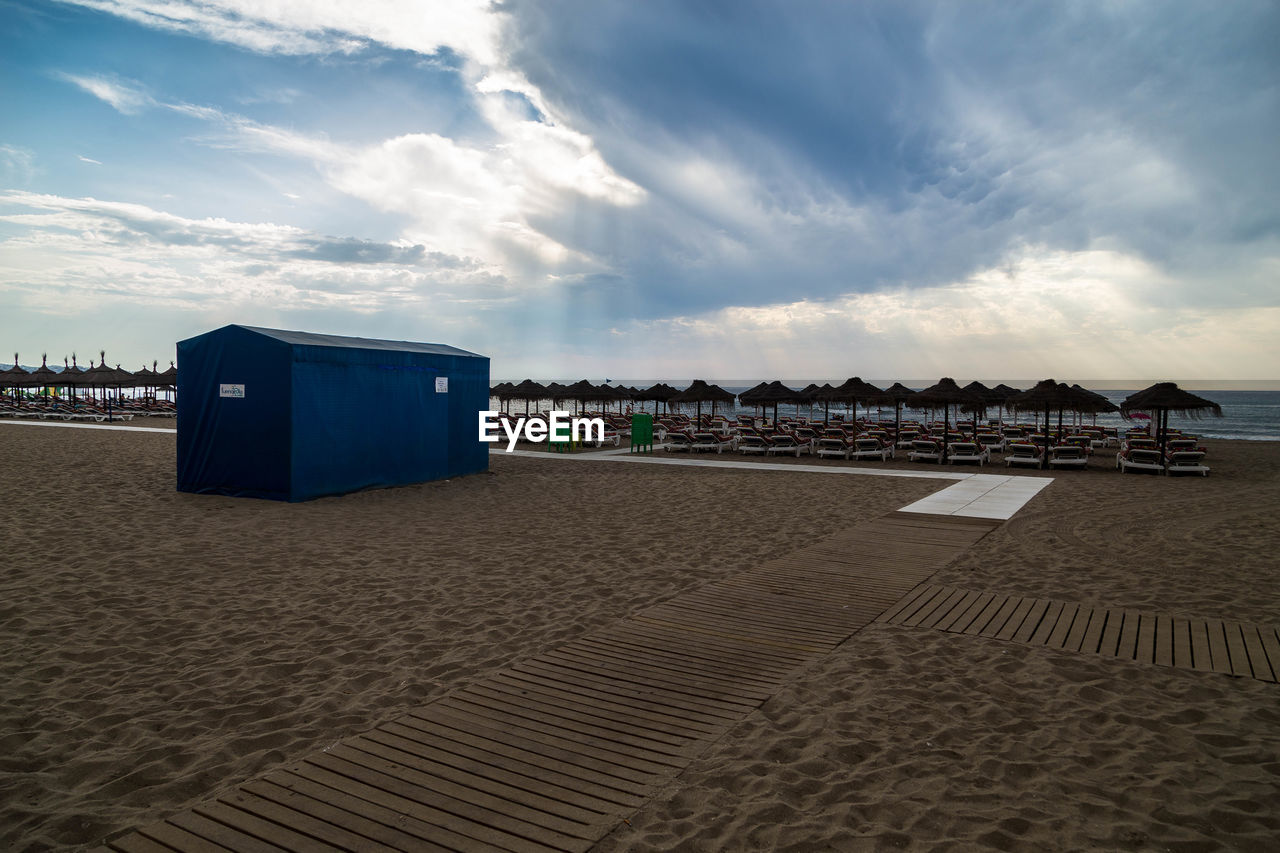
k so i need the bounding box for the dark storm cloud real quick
[502,1,1280,320]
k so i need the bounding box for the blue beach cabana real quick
[177,325,489,501]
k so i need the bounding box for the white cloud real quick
[615,246,1280,381]
[77,155,103,165]
[57,72,153,114]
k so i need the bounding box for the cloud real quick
[56,72,153,114]
[0,145,38,185]
[77,155,103,165]
[0,192,508,326]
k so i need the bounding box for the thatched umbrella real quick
[635,382,678,416]
[911,378,981,462]
[507,378,547,417]
[20,355,63,401]
[746,381,805,427]
[489,381,514,411]
[960,380,1004,424]
[1069,384,1119,428]
[736,382,770,419]
[1120,383,1222,456]
[823,377,883,425]
[1004,379,1089,469]
[0,354,30,405]
[988,383,1020,428]
[670,379,735,427]
[874,381,917,438]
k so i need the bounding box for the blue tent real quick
[177,325,488,501]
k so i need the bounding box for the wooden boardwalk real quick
[97,512,1000,852]
[879,583,1280,683]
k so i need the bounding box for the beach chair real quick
[1165,450,1209,476]
[1004,442,1044,468]
[664,431,696,452]
[737,434,771,455]
[765,433,808,457]
[851,437,893,461]
[908,438,943,464]
[946,441,988,466]
[815,434,852,459]
[1047,444,1089,470]
[1117,447,1166,475]
[975,432,1003,455]
[690,431,733,453]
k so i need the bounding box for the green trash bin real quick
[631,413,653,453]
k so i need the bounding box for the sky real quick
[1,0,1277,381]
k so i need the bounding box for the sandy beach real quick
[2,423,1278,851]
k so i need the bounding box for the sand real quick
[1,424,1277,851]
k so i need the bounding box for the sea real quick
[491,382,1280,442]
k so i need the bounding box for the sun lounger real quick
[1004,442,1044,467]
[664,431,696,452]
[1047,444,1089,469]
[851,437,894,461]
[737,434,771,455]
[1165,450,1209,476]
[1117,447,1166,474]
[815,436,852,459]
[908,438,943,463]
[765,433,808,457]
[690,431,734,453]
[946,442,988,466]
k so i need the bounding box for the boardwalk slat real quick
[1044,602,1080,649]
[305,751,590,852]
[994,597,1035,642]
[936,590,988,632]
[282,763,567,853]
[906,588,967,629]
[960,594,1008,636]
[976,595,1022,639]
[1238,625,1276,683]
[395,709,655,792]
[375,722,643,809]
[1257,627,1280,684]
[1080,608,1111,655]
[1063,605,1098,653]
[345,735,609,826]
[1028,600,1065,646]
[1154,614,1174,667]
[137,820,240,853]
[1171,617,1193,669]
[462,682,693,750]
[1116,610,1142,661]
[438,694,687,768]
[192,800,348,853]
[1134,612,1157,664]
[1205,620,1234,675]
[232,782,435,853]
[1097,609,1126,658]
[877,584,934,623]
[166,811,287,853]
[1189,620,1214,672]
[1222,622,1254,678]
[484,674,717,740]
[1011,599,1051,645]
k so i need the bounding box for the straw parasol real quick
[822,377,883,425]
[1120,382,1222,455]
[874,381,917,438]
[636,382,679,416]
[669,379,735,427]
[744,381,805,427]
[911,378,981,462]
[507,378,547,416]
[0,354,30,404]
[1004,379,1089,469]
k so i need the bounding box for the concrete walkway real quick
[499,448,1051,521]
